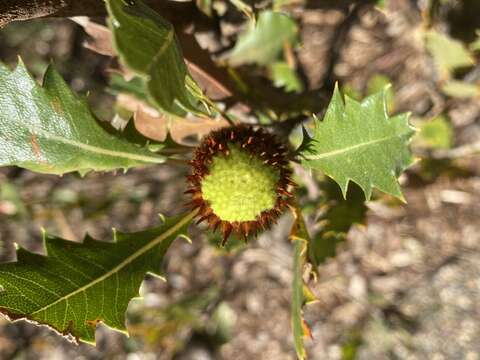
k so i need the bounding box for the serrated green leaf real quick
[0,61,165,175]
[228,11,299,66]
[299,85,415,200]
[106,0,202,115]
[425,30,475,77]
[0,211,195,344]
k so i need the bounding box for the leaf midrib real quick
[31,211,195,316]
[31,127,163,165]
[303,133,405,161]
[145,29,174,73]
[112,1,174,76]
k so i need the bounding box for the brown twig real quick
[0,0,209,30]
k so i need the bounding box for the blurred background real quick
[0,0,479,359]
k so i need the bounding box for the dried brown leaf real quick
[71,17,115,56]
[117,94,229,144]
[134,105,168,142]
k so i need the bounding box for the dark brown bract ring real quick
[185,126,295,245]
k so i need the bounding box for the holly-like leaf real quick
[228,10,299,67]
[0,61,165,175]
[299,85,415,200]
[106,0,202,115]
[0,212,195,344]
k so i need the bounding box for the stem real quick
[203,97,237,126]
[289,202,311,360]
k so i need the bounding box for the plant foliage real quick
[299,85,415,201]
[0,0,422,357]
[228,10,299,66]
[107,0,203,115]
[0,212,194,344]
[0,62,164,175]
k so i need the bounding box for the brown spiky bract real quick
[186,126,295,245]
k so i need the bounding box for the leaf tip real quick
[297,125,314,155]
[302,318,313,340]
[333,81,340,93]
[393,187,408,204]
[178,234,193,244]
[147,271,167,282]
[363,185,373,202]
[16,56,27,69]
[338,178,351,200]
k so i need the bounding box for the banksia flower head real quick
[186,126,295,245]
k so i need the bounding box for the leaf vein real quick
[0,271,62,299]
[145,29,174,73]
[303,134,399,161]
[33,128,162,164]
[30,212,193,316]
